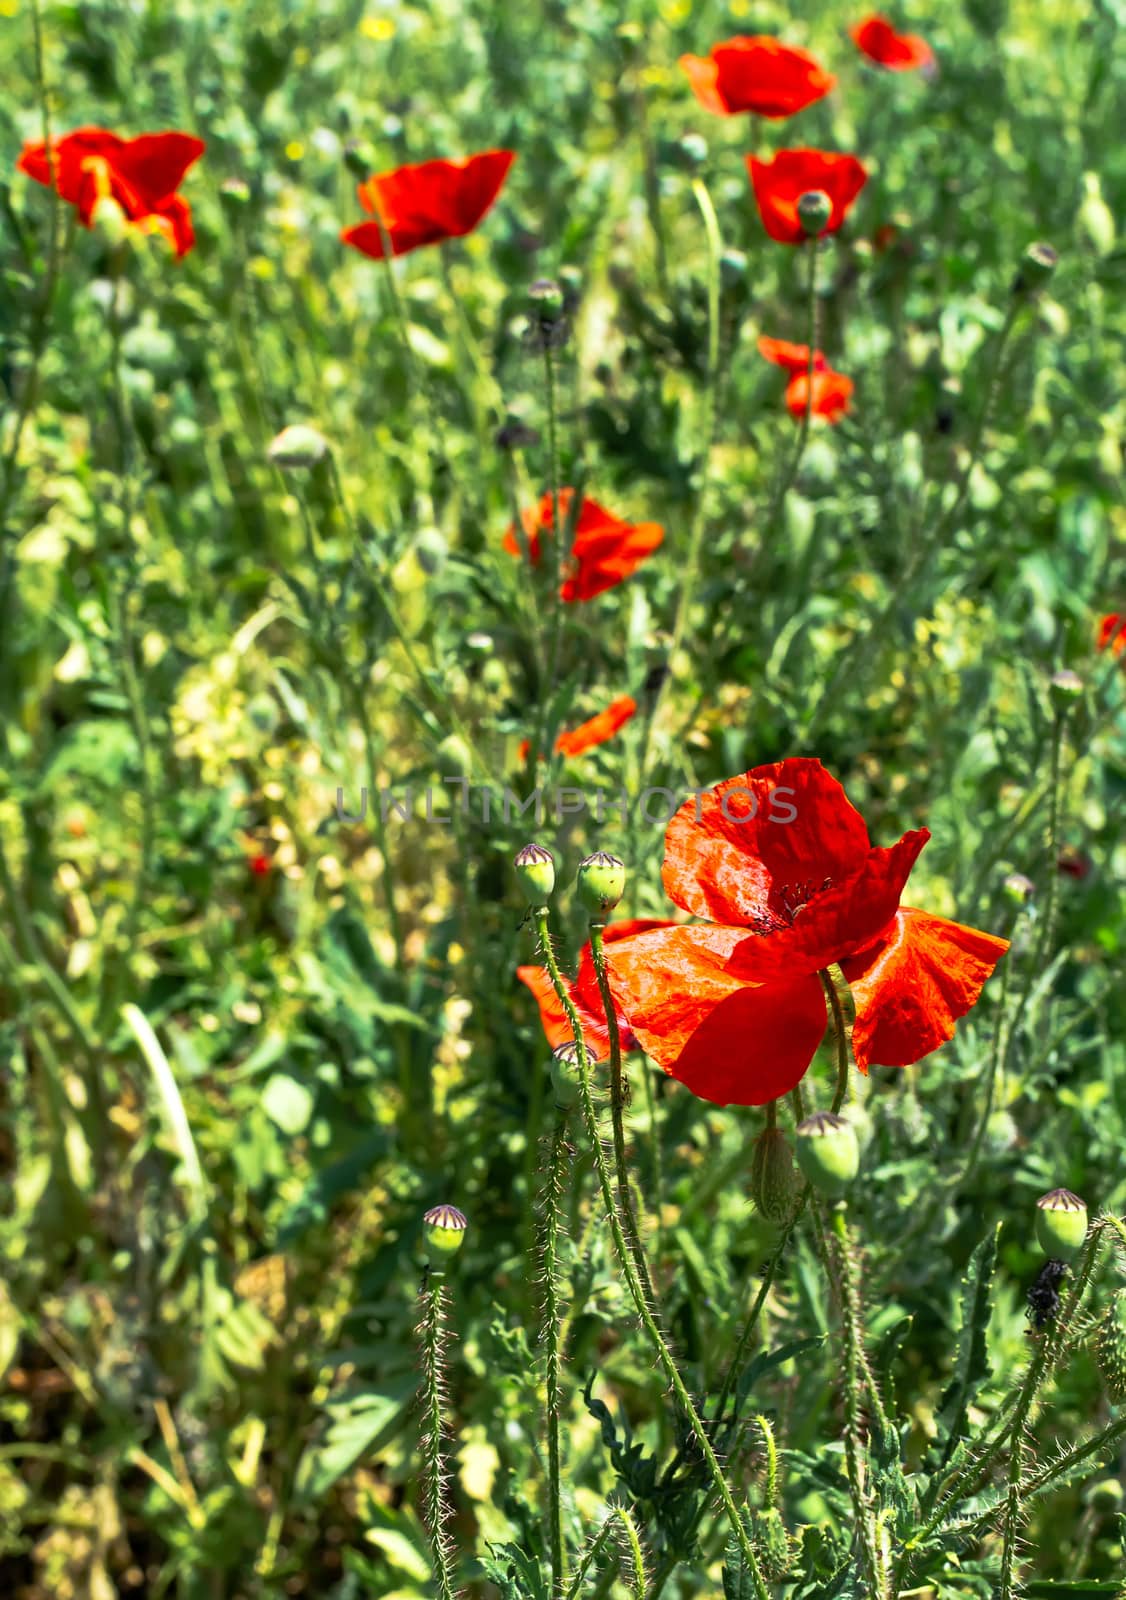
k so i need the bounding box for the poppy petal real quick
[662,757,873,926]
[605,924,827,1106]
[840,908,1008,1069]
[516,964,611,1060]
[112,132,206,202]
[679,53,731,115]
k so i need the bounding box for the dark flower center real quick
[747,876,833,936]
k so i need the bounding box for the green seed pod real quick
[751,1507,792,1583]
[514,842,555,904]
[435,733,472,776]
[1048,668,1083,712]
[529,277,565,321]
[1035,1188,1088,1261]
[1077,172,1115,258]
[577,851,626,915]
[422,1203,468,1266]
[1002,872,1034,905]
[795,1112,859,1198]
[797,189,832,237]
[550,1041,583,1107]
[218,176,251,208]
[1093,1289,1126,1404]
[267,423,329,469]
[750,1126,798,1223]
[1013,241,1059,294]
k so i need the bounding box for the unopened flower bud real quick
[577,851,626,915]
[795,1111,859,1197]
[1077,173,1115,258]
[1094,1289,1126,1404]
[1013,241,1058,294]
[413,527,448,576]
[422,1203,468,1266]
[436,733,472,776]
[1084,1475,1124,1513]
[750,1126,798,1223]
[1035,1188,1088,1261]
[550,1040,583,1106]
[515,842,555,904]
[797,189,833,237]
[1003,872,1035,905]
[267,423,329,469]
[1049,668,1083,711]
[750,1507,792,1583]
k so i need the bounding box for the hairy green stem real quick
[589,924,656,1306]
[532,907,769,1598]
[830,1205,888,1596]
[418,1275,459,1600]
[541,1110,570,1598]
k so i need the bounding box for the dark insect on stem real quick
[1025,1258,1068,1328]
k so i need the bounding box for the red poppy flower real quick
[785,368,853,422]
[1057,847,1092,880]
[850,15,934,71]
[503,489,664,603]
[249,853,272,877]
[1097,613,1125,657]
[17,127,205,257]
[747,149,868,244]
[517,919,677,1061]
[604,759,1008,1106]
[680,36,835,119]
[556,695,638,757]
[341,149,515,260]
[757,335,828,373]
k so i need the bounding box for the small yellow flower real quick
[285,140,305,162]
[0,0,19,17]
[360,14,396,39]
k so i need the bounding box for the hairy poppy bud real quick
[1049,668,1083,711]
[436,733,472,777]
[797,190,832,237]
[750,1126,798,1222]
[577,851,626,915]
[267,424,329,469]
[515,842,555,904]
[529,277,565,321]
[550,1040,583,1106]
[751,1507,792,1583]
[1003,872,1035,905]
[1035,1188,1088,1261]
[1093,1289,1126,1404]
[795,1112,859,1197]
[422,1203,468,1266]
[1013,241,1058,294]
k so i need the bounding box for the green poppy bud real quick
[719,248,748,289]
[797,190,833,237]
[514,842,555,904]
[1093,1288,1126,1404]
[750,1126,798,1223]
[219,177,251,208]
[577,851,626,915]
[795,1112,859,1198]
[267,424,329,469]
[751,1507,792,1583]
[1013,241,1059,294]
[1048,668,1083,712]
[435,733,472,776]
[1035,1188,1088,1261]
[422,1203,468,1266]
[550,1041,584,1107]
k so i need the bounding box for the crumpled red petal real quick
[840,907,1009,1069]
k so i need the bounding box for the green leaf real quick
[294,1378,418,1502]
[934,1223,1001,1468]
[260,1071,315,1135]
